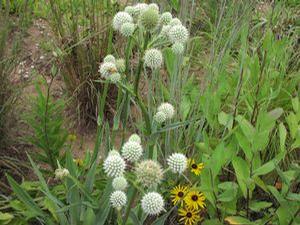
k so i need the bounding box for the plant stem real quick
[122,188,138,225]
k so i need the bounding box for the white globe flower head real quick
[103,154,126,177]
[154,111,167,124]
[109,72,121,83]
[113,11,133,31]
[124,6,135,15]
[160,25,171,38]
[157,102,175,119]
[133,3,149,15]
[148,3,159,11]
[110,190,127,209]
[103,54,115,63]
[144,48,163,70]
[172,42,185,55]
[108,149,120,156]
[128,133,141,144]
[160,12,172,25]
[120,22,135,37]
[112,176,128,191]
[167,153,187,174]
[121,141,143,162]
[141,192,164,215]
[168,25,189,44]
[99,62,117,78]
[169,18,182,26]
[116,58,125,73]
[135,160,164,188]
[55,168,69,180]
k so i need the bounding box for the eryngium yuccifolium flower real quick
[148,3,159,11]
[133,3,149,15]
[144,49,163,70]
[55,168,69,179]
[120,22,135,37]
[108,149,120,156]
[154,111,167,124]
[103,154,126,177]
[103,54,116,63]
[109,72,121,83]
[140,8,159,30]
[169,18,182,26]
[128,133,141,144]
[113,11,133,31]
[160,12,172,25]
[135,160,163,188]
[124,6,135,15]
[116,58,125,73]
[99,62,117,78]
[168,25,189,44]
[121,141,143,162]
[110,190,127,209]
[172,42,185,55]
[112,176,128,191]
[160,25,171,38]
[141,192,164,215]
[157,102,175,119]
[167,153,187,173]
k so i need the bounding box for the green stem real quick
[122,188,138,225]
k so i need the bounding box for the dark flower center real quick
[192,195,198,201]
[191,164,198,169]
[186,212,192,218]
[177,191,184,197]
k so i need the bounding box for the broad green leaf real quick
[152,206,175,225]
[253,160,276,176]
[218,111,233,129]
[225,216,252,224]
[291,97,299,112]
[235,130,252,160]
[0,212,14,224]
[232,157,250,198]
[236,115,255,142]
[249,201,272,211]
[279,123,287,152]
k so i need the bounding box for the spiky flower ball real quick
[103,154,126,177]
[133,3,149,16]
[124,6,135,15]
[109,72,121,83]
[112,176,128,191]
[121,141,143,162]
[169,18,182,26]
[148,3,159,11]
[108,149,120,156]
[104,54,116,63]
[167,153,187,174]
[113,12,133,31]
[154,111,167,124]
[172,42,184,55]
[128,133,141,144]
[135,160,163,188]
[141,192,164,215]
[160,25,171,38]
[160,12,172,25]
[157,103,175,119]
[55,168,69,180]
[144,48,163,70]
[168,25,189,44]
[99,62,117,78]
[140,8,159,30]
[110,191,127,209]
[120,22,135,37]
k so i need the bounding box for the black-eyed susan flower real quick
[178,207,201,225]
[184,190,205,210]
[188,159,204,176]
[170,185,188,206]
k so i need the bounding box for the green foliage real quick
[26,78,68,171]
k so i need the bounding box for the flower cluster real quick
[170,184,206,225]
[99,54,125,83]
[55,168,69,180]
[154,102,175,124]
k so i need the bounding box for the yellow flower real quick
[74,158,83,167]
[178,207,201,225]
[170,185,189,206]
[188,159,204,176]
[184,190,205,210]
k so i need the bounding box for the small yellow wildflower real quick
[178,207,201,225]
[188,159,204,176]
[74,158,83,167]
[184,190,205,210]
[170,185,189,206]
